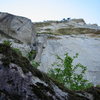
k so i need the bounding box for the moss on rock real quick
[0,43,52,82]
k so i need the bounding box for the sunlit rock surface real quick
[0,12,36,44]
[0,12,38,60]
[35,19,100,35]
[38,34,100,85]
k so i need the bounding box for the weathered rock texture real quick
[38,34,100,85]
[34,19,100,35]
[0,44,100,100]
[0,12,36,44]
[0,13,100,100]
[0,12,38,61]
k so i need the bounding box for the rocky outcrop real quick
[0,12,39,61]
[0,12,36,44]
[70,18,86,25]
[0,43,100,100]
[34,19,100,35]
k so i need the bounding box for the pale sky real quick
[0,0,100,25]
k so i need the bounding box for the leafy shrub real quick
[31,60,40,68]
[27,50,36,61]
[3,40,12,46]
[48,53,93,90]
[27,50,39,68]
[12,48,22,56]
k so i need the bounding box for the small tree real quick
[48,53,93,90]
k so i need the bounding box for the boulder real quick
[70,18,86,25]
[0,12,36,45]
[0,44,100,100]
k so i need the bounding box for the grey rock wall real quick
[0,12,35,45]
[38,34,100,85]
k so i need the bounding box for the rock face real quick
[70,18,86,25]
[0,12,38,61]
[34,19,100,64]
[0,12,36,44]
[0,12,100,100]
[0,44,100,100]
[38,34,100,85]
[34,19,100,35]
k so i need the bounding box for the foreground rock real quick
[0,44,100,100]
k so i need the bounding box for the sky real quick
[0,0,100,25]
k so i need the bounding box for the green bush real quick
[27,50,36,61]
[12,48,22,56]
[48,53,93,90]
[3,40,12,46]
[27,50,39,68]
[31,60,40,68]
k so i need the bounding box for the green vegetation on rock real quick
[12,48,22,56]
[31,60,40,68]
[27,50,39,68]
[48,53,93,90]
[57,28,97,35]
[27,50,37,61]
[35,22,51,27]
[3,40,12,47]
